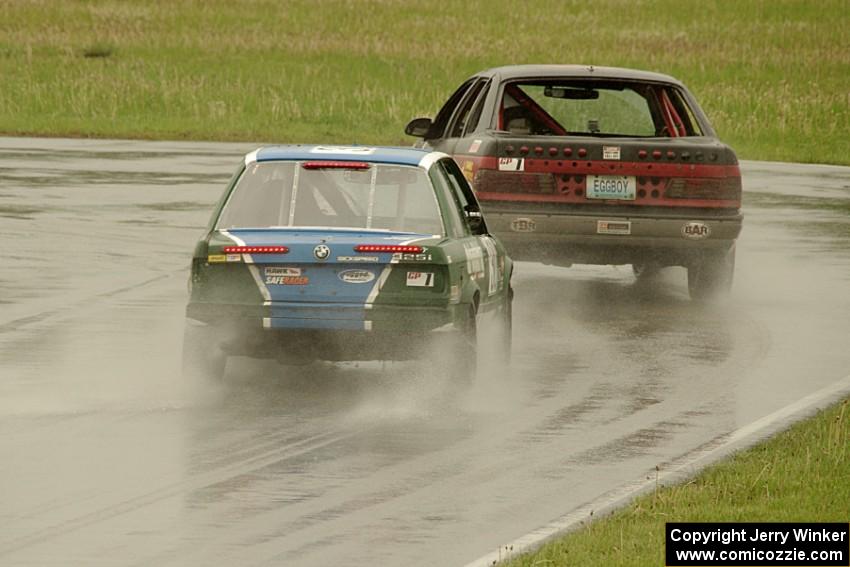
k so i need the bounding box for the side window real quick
[449,79,488,138]
[440,159,480,215]
[462,80,491,137]
[429,79,476,139]
[429,166,467,238]
[668,88,703,136]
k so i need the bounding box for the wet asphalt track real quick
[1,138,849,566]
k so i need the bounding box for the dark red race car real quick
[405,65,742,300]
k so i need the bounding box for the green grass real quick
[0,0,848,164]
[502,398,850,566]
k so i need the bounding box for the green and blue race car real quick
[183,145,513,381]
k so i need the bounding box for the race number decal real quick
[498,157,524,171]
[406,271,434,287]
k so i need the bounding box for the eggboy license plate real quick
[586,175,636,200]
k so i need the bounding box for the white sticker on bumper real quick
[597,220,631,235]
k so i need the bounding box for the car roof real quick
[248,145,436,167]
[475,64,683,85]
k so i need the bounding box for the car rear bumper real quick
[185,301,464,361]
[484,210,742,266]
[186,301,459,333]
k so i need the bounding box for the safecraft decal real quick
[266,276,309,285]
[468,139,482,153]
[226,254,241,262]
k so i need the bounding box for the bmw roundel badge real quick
[313,244,331,260]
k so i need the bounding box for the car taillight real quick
[302,161,370,170]
[473,169,556,194]
[354,244,424,254]
[665,177,741,201]
[223,246,289,254]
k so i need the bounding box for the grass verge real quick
[0,1,848,164]
[501,398,850,566]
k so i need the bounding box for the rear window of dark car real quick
[500,80,704,138]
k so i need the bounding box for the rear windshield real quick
[500,80,703,138]
[217,162,444,235]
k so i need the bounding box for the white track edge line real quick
[463,373,850,567]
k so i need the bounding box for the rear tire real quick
[182,321,227,383]
[687,246,735,301]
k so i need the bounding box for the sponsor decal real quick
[265,266,302,277]
[682,221,711,240]
[463,242,485,280]
[480,236,499,296]
[225,254,242,262]
[597,220,631,235]
[337,255,379,262]
[338,269,375,284]
[498,157,524,171]
[207,254,226,263]
[510,217,536,232]
[602,146,621,160]
[313,244,331,260]
[406,271,435,287]
[265,276,309,285]
[461,160,474,182]
[468,139,482,153]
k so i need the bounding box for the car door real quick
[437,158,505,304]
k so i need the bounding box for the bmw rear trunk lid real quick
[202,228,445,307]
